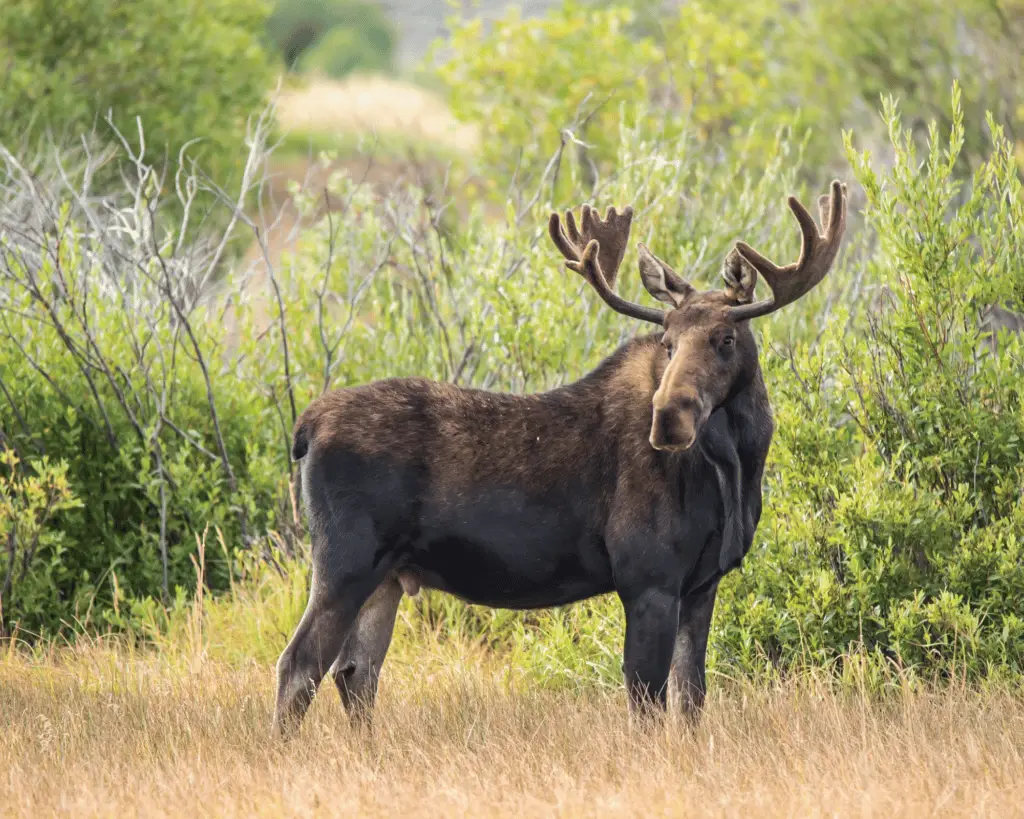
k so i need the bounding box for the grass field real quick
[4,634,1024,818]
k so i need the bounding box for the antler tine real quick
[548,211,579,260]
[728,180,848,322]
[548,205,666,326]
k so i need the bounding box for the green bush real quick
[2,68,1022,687]
[0,449,82,636]
[0,0,273,186]
[714,87,1024,682]
[298,23,393,79]
[432,0,1024,196]
[265,0,394,72]
[0,107,808,636]
[432,1,785,195]
[806,0,1024,176]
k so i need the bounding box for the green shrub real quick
[0,449,83,635]
[277,86,1023,687]
[432,1,792,196]
[0,108,807,636]
[433,2,660,192]
[265,0,395,72]
[806,0,1024,176]
[0,0,273,186]
[298,23,393,79]
[432,0,1024,196]
[2,68,1022,688]
[714,87,1024,683]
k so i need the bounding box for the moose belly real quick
[403,489,614,609]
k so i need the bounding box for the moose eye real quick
[663,342,674,360]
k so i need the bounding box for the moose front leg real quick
[669,580,719,722]
[620,587,681,718]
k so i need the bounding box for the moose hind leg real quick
[273,586,358,736]
[331,575,404,724]
[620,587,681,718]
[273,512,386,736]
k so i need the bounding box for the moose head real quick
[549,180,848,452]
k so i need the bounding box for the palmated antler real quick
[548,204,666,325]
[728,180,848,321]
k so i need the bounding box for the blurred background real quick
[1,0,1023,686]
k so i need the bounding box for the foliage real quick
[806,0,1024,175]
[433,2,658,192]
[0,449,82,635]
[297,23,394,79]
[265,0,395,73]
[0,108,807,635]
[392,88,1024,687]
[0,126,289,635]
[432,0,784,196]
[1,16,1023,687]
[714,87,1024,682]
[0,0,273,186]
[432,0,1024,195]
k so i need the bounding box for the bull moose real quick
[274,180,849,734]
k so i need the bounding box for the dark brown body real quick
[276,334,772,728]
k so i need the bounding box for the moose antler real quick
[728,180,848,321]
[548,204,666,325]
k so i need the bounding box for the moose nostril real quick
[652,409,669,443]
[650,407,699,452]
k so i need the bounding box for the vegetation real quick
[433,0,1024,193]
[297,23,394,79]
[1,0,1023,697]
[3,628,1023,817]
[0,0,273,185]
[3,87,1022,686]
[265,0,395,76]
[719,93,1024,681]
[3,5,1024,811]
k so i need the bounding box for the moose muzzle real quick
[649,388,708,452]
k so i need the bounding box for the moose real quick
[274,180,848,734]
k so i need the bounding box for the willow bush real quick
[714,88,1024,683]
[2,83,1022,686]
[0,107,805,636]
[0,0,273,187]
[432,0,1024,199]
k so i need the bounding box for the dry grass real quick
[275,74,479,154]
[3,639,1024,818]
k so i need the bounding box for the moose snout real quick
[649,391,706,452]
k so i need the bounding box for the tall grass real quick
[4,626,1023,817]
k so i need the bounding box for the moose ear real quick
[722,247,757,305]
[637,244,693,307]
